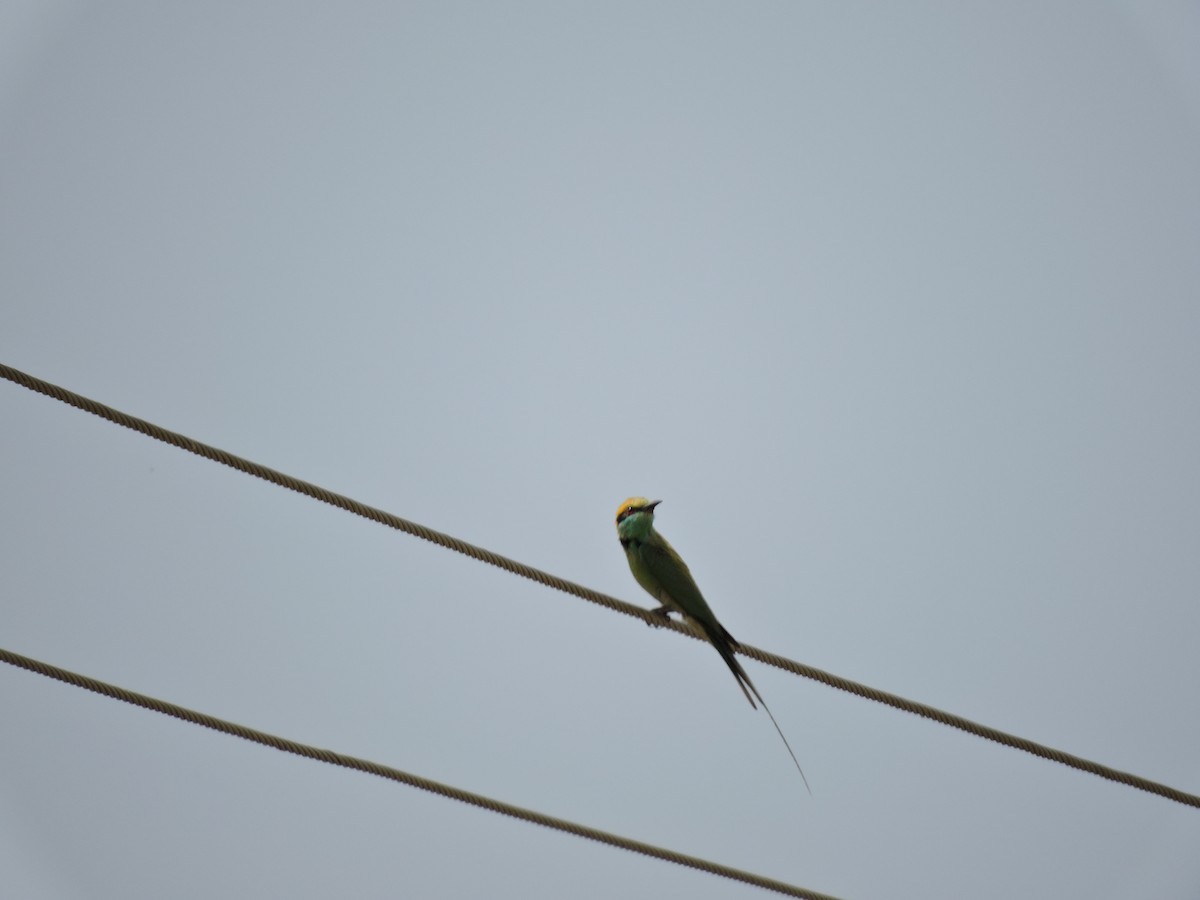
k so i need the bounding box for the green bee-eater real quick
[616,497,811,792]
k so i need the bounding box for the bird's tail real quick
[705,621,813,795]
[708,622,759,710]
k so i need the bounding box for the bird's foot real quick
[644,606,673,628]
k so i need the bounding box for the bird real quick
[616,496,811,793]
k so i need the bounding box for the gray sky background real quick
[2,4,1199,899]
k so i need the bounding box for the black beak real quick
[646,500,662,511]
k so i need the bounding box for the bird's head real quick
[615,497,661,539]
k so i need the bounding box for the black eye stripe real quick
[617,506,641,523]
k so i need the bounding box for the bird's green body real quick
[616,497,811,792]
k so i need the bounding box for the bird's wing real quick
[637,536,721,627]
[638,534,759,708]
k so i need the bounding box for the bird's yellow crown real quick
[616,496,657,524]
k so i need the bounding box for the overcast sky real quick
[2,4,1199,899]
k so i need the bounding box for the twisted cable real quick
[3,361,1196,809]
[0,646,839,900]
